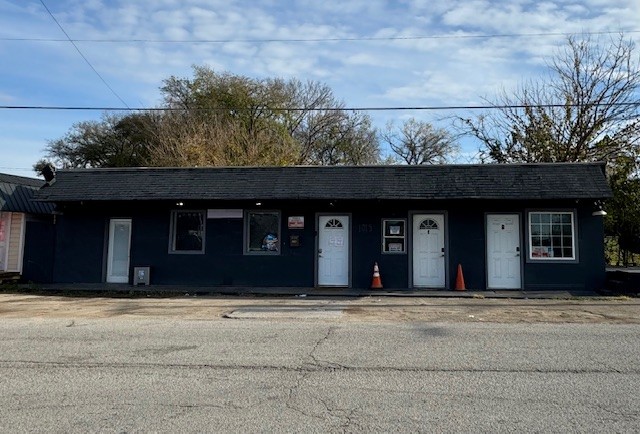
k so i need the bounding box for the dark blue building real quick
[34,163,612,291]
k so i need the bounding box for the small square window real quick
[245,211,280,254]
[170,210,205,253]
[382,219,406,254]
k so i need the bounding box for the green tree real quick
[605,154,640,265]
[41,67,381,170]
[36,113,155,171]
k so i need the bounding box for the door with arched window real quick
[412,214,445,288]
[317,215,350,286]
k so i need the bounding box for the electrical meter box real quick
[134,267,150,286]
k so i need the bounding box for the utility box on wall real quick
[134,267,150,285]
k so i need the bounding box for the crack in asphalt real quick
[4,401,247,412]
[1,359,637,374]
[316,396,362,434]
[284,326,334,422]
[281,325,368,430]
[590,403,640,422]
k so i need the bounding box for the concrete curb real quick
[4,283,613,299]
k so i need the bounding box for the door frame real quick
[106,218,132,283]
[485,212,523,290]
[315,213,352,288]
[409,211,448,289]
[0,211,10,272]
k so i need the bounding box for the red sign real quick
[288,216,304,229]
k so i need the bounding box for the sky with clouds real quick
[0,0,638,177]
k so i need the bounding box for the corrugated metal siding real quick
[0,173,53,214]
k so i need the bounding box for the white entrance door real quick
[487,214,521,289]
[412,214,445,288]
[107,219,132,283]
[0,212,9,272]
[317,215,349,286]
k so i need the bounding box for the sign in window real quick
[382,219,406,254]
[246,211,280,254]
[529,211,575,260]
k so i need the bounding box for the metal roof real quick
[34,163,612,202]
[0,173,54,214]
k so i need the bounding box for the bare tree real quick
[463,34,640,163]
[461,33,640,265]
[381,118,458,165]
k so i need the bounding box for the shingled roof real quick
[34,163,611,202]
[0,173,54,214]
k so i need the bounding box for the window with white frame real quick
[528,211,575,260]
[245,211,280,254]
[169,210,205,253]
[382,219,406,253]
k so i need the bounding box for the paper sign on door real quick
[329,236,344,247]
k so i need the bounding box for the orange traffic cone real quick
[455,264,466,291]
[371,262,383,289]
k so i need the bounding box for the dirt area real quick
[0,292,638,323]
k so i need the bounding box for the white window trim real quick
[381,218,407,254]
[244,210,281,255]
[526,210,578,262]
[169,209,206,254]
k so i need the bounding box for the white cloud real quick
[342,53,385,67]
[0,91,16,103]
[0,0,639,172]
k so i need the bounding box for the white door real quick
[0,212,9,272]
[412,214,445,288]
[317,215,349,286]
[107,219,132,283]
[487,214,521,289]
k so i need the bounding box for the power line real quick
[3,29,639,44]
[1,102,638,112]
[38,0,130,109]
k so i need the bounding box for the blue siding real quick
[49,200,607,291]
[22,216,55,283]
[53,215,106,283]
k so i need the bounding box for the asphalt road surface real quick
[1,314,639,433]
